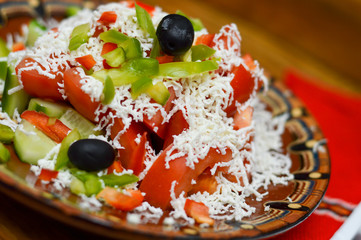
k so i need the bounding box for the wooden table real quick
[0,0,360,239]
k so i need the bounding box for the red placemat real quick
[274,71,361,239]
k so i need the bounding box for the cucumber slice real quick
[0,124,15,143]
[26,20,47,47]
[28,98,69,118]
[59,109,101,138]
[13,120,57,165]
[70,177,86,195]
[0,143,10,163]
[55,128,81,170]
[2,67,31,117]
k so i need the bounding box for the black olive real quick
[156,14,194,56]
[68,139,115,172]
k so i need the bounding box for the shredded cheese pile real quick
[2,2,294,225]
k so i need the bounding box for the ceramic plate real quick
[0,1,330,239]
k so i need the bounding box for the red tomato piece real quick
[101,42,118,56]
[224,64,255,115]
[110,118,148,176]
[75,55,96,71]
[187,169,218,195]
[233,106,253,130]
[156,55,174,64]
[163,110,189,149]
[38,169,59,181]
[16,57,64,100]
[242,53,257,70]
[21,110,70,143]
[127,1,155,16]
[63,67,101,122]
[143,87,176,139]
[195,34,215,47]
[139,145,232,209]
[107,160,124,174]
[12,42,25,52]
[97,11,117,24]
[97,187,144,211]
[184,199,214,225]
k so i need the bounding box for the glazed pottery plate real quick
[0,1,330,239]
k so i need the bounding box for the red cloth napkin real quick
[273,71,361,239]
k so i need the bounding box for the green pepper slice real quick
[158,59,218,78]
[69,23,90,51]
[191,44,216,61]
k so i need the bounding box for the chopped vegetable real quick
[38,169,59,182]
[98,11,117,24]
[99,30,129,44]
[102,75,115,104]
[158,59,218,78]
[184,199,214,225]
[0,124,15,144]
[135,3,156,38]
[191,44,216,61]
[20,110,71,143]
[97,187,144,211]
[102,47,125,67]
[176,10,204,31]
[55,128,81,170]
[0,143,10,163]
[26,20,47,47]
[75,54,96,70]
[12,42,25,52]
[69,23,90,51]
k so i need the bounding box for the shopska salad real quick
[0,1,293,227]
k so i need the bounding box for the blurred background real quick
[1,0,361,94]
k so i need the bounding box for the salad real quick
[0,1,293,227]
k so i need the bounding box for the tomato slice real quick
[187,169,218,195]
[195,34,215,47]
[233,106,253,130]
[75,55,96,71]
[163,110,189,149]
[184,199,214,225]
[139,145,232,209]
[101,42,118,56]
[21,110,70,143]
[224,64,255,115]
[97,187,144,211]
[156,55,174,64]
[12,42,25,52]
[97,11,117,24]
[143,87,176,139]
[16,57,64,100]
[38,169,59,181]
[107,160,124,174]
[127,1,155,16]
[63,67,101,122]
[110,118,147,176]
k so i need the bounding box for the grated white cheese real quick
[7,2,294,224]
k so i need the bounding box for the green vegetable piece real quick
[0,142,10,163]
[59,109,102,138]
[131,76,153,99]
[150,37,160,58]
[102,75,115,104]
[181,49,192,62]
[28,98,69,118]
[191,44,216,61]
[0,61,7,83]
[100,173,139,187]
[0,38,10,57]
[146,81,170,106]
[99,30,129,44]
[55,128,81,170]
[70,177,86,195]
[69,23,90,51]
[92,58,159,86]
[135,3,156,38]
[0,124,15,143]
[2,66,31,117]
[102,47,125,67]
[66,5,81,17]
[26,20,47,47]
[158,59,218,78]
[120,38,142,60]
[176,10,204,31]
[72,171,102,196]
